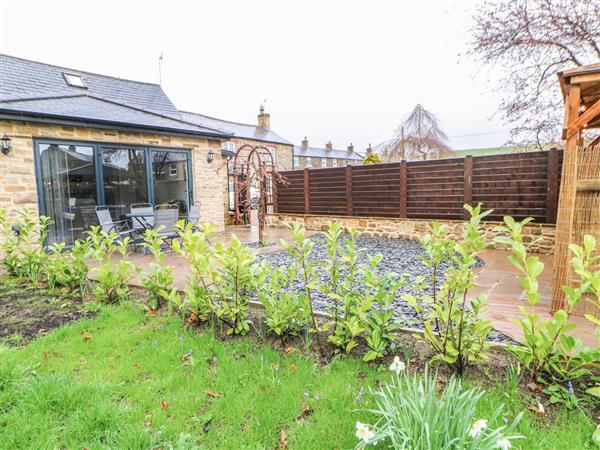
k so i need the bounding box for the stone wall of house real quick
[0,119,226,230]
[266,213,557,254]
[223,138,293,224]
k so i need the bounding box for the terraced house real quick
[0,54,293,244]
[293,137,364,168]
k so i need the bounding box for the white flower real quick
[496,438,511,450]
[468,419,488,438]
[389,356,406,375]
[355,421,375,443]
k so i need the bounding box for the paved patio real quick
[113,226,598,347]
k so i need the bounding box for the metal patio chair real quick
[153,204,179,249]
[94,206,135,243]
[185,202,201,231]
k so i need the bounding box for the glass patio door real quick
[101,147,148,221]
[38,143,98,246]
[152,150,191,214]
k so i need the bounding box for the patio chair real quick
[154,204,179,249]
[185,203,201,231]
[94,206,134,242]
[130,202,154,233]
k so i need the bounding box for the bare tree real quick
[380,104,453,162]
[469,0,600,150]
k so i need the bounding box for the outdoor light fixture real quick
[207,150,215,163]
[1,134,11,155]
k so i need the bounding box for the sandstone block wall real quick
[266,213,556,254]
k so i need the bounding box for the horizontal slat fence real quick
[274,149,563,223]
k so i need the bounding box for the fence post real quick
[346,165,353,216]
[271,173,278,214]
[399,160,407,218]
[304,168,310,214]
[463,155,473,219]
[546,148,559,223]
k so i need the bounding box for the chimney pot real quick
[325,140,333,150]
[301,136,309,150]
[366,143,373,155]
[258,104,270,129]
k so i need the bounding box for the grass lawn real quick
[1,305,598,449]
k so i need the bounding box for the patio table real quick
[125,211,154,231]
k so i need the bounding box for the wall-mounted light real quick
[207,150,215,163]
[1,134,11,155]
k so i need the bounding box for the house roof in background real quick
[179,110,292,146]
[0,53,230,138]
[293,145,364,160]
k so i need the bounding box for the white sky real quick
[1,0,509,151]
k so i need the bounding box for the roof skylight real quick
[63,72,87,88]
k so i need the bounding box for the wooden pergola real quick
[552,63,600,317]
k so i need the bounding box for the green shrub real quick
[141,226,174,311]
[257,262,310,337]
[403,204,493,376]
[211,236,264,335]
[356,361,522,449]
[86,226,137,303]
[170,221,218,321]
[0,208,51,284]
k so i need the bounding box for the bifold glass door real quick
[152,150,191,214]
[38,143,98,246]
[102,147,149,221]
[36,141,193,246]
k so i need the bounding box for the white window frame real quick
[305,157,312,168]
[293,156,300,168]
[170,163,177,176]
[221,141,236,153]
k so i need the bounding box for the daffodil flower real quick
[496,437,511,450]
[469,418,487,438]
[389,356,406,375]
[355,421,375,444]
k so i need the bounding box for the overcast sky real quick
[1,0,509,151]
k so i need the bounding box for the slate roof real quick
[0,53,229,138]
[293,145,364,161]
[179,111,292,146]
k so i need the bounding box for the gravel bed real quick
[256,234,509,343]
[244,241,278,249]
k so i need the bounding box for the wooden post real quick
[346,165,353,216]
[546,148,559,223]
[399,161,407,218]
[303,168,310,214]
[271,173,278,214]
[552,83,581,312]
[463,155,473,219]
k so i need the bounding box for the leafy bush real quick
[0,208,51,284]
[360,256,407,361]
[256,262,310,338]
[403,204,493,375]
[170,221,218,321]
[211,236,264,335]
[86,226,137,304]
[356,361,522,449]
[141,226,174,311]
[495,218,600,384]
[282,222,324,355]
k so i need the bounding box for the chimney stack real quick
[325,140,333,151]
[366,143,373,155]
[257,104,270,129]
[301,136,309,150]
[347,143,354,153]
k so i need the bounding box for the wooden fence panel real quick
[274,150,564,223]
